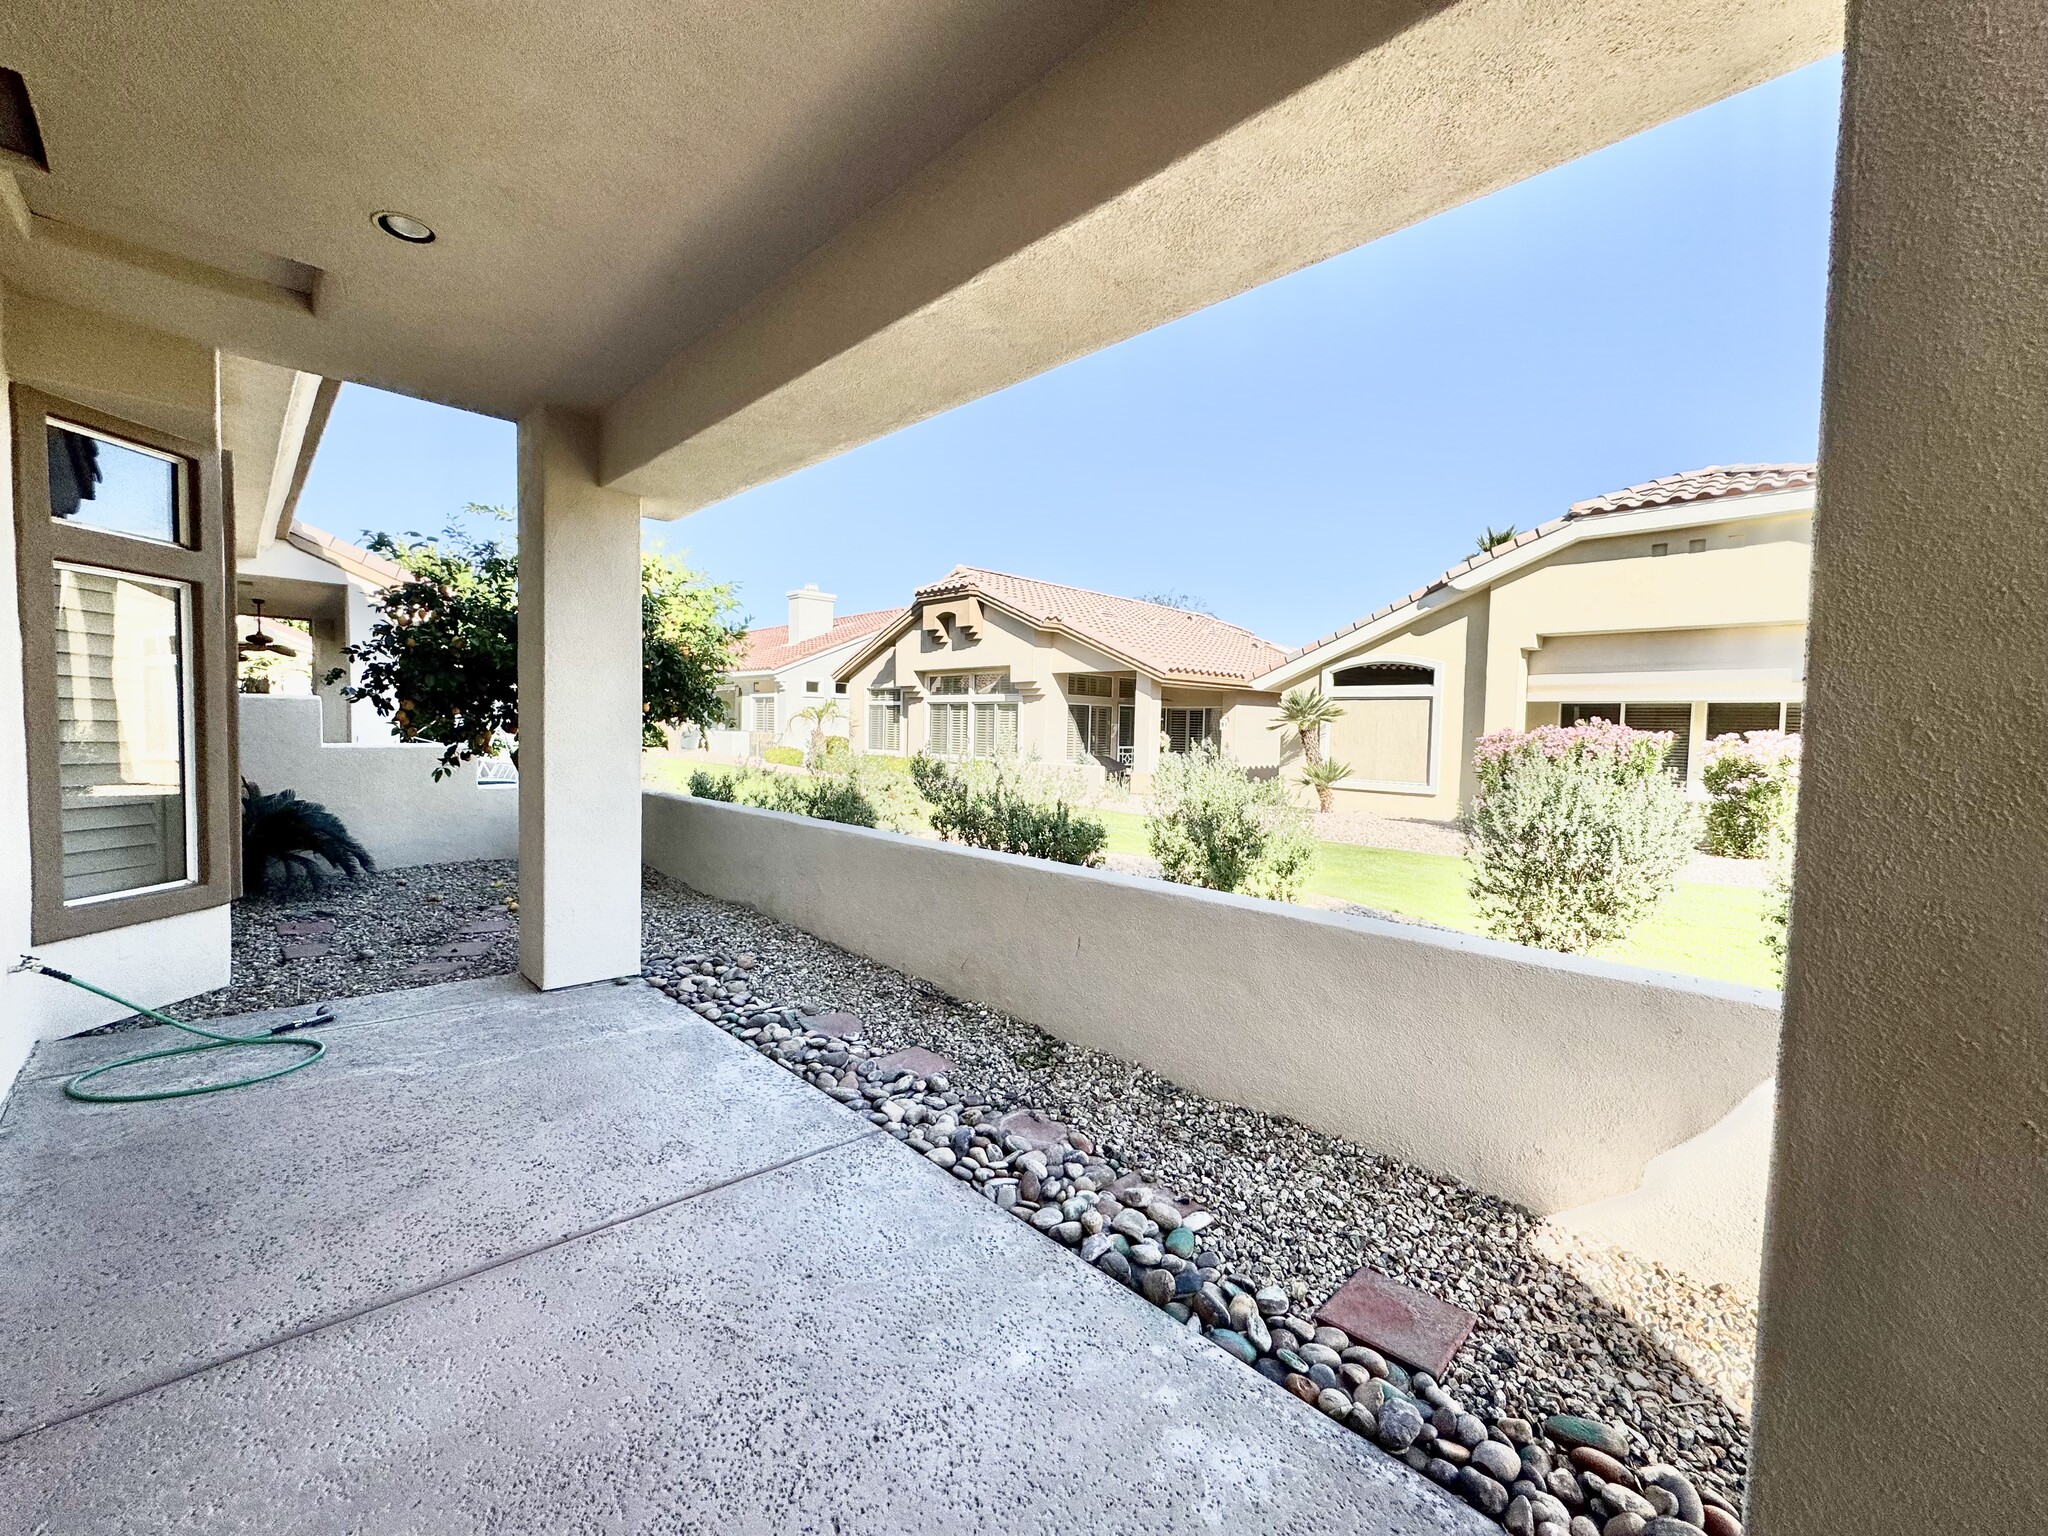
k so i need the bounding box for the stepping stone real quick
[433,940,493,958]
[809,1011,863,1039]
[275,919,336,938]
[998,1110,1072,1153]
[1315,1267,1479,1380]
[278,941,334,962]
[869,1047,954,1080]
[463,917,516,936]
[403,958,467,980]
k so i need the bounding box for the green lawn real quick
[1095,809,1777,989]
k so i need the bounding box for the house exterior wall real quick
[842,603,1274,783]
[0,291,237,1089]
[238,695,519,868]
[1294,505,1812,819]
[645,791,1781,1233]
[725,643,859,755]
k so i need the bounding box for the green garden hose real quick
[13,955,326,1103]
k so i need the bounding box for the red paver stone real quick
[434,940,493,958]
[462,917,515,936]
[870,1047,954,1080]
[1315,1267,1479,1379]
[403,958,466,980]
[279,941,334,962]
[810,1012,863,1039]
[275,919,336,938]
[996,1110,1071,1153]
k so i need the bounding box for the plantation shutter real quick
[1088,704,1113,758]
[994,702,1018,758]
[1621,703,1692,782]
[1706,702,1782,739]
[972,702,994,760]
[1783,703,1803,734]
[1066,703,1088,762]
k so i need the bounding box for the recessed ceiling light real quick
[373,211,435,244]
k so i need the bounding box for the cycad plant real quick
[1300,755,1353,814]
[1268,687,1344,775]
[241,781,375,897]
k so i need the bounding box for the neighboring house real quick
[1256,464,1815,819]
[719,586,904,754]
[236,518,406,744]
[834,567,1286,785]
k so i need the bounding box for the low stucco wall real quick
[643,791,1781,1219]
[240,696,518,869]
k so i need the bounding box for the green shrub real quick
[1464,722,1696,953]
[910,755,1107,866]
[1762,825,1795,982]
[849,754,925,833]
[763,745,803,767]
[1145,745,1314,899]
[687,768,736,802]
[1700,730,1802,857]
[814,735,853,772]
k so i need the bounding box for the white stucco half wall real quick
[239,696,518,869]
[643,792,1782,1220]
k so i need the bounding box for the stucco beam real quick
[604,0,1841,512]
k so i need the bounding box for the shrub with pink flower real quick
[1700,729,1802,858]
[1463,721,1695,953]
[1473,718,1676,795]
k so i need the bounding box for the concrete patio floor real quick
[0,976,1488,1534]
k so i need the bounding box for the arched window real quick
[1332,661,1434,689]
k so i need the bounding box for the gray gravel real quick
[147,861,1756,1512]
[160,859,522,1023]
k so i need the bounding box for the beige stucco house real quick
[1255,465,1815,819]
[834,567,1284,785]
[717,586,902,756]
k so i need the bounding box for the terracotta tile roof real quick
[737,606,906,673]
[1566,463,1815,516]
[284,521,409,587]
[916,566,1286,685]
[1273,463,1816,669]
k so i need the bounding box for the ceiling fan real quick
[238,598,294,656]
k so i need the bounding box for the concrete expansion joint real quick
[0,1125,880,1449]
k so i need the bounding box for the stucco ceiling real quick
[0,0,1842,512]
[0,0,1126,415]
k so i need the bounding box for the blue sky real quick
[294,55,1841,650]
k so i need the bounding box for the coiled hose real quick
[13,956,326,1103]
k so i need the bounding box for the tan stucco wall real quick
[1747,4,2047,1530]
[842,604,1272,778]
[645,792,1782,1218]
[239,696,519,868]
[1301,508,1812,818]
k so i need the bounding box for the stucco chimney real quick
[786,584,835,644]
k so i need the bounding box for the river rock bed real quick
[639,872,1755,1531]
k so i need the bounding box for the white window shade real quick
[1328,696,1431,788]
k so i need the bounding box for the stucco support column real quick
[1131,674,1163,785]
[1747,4,2048,1530]
[517,408,643,990]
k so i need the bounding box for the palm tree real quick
[1300,756,1353,814]
[1474,524,1518,556]
[1269,686,1344,773]
[795,699,843,766]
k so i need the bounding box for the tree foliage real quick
[1146,744,1314,900]
[335,522,741,778]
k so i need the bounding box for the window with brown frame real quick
[11,386,233,941]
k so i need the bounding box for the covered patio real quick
[0,975,1489,1532]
